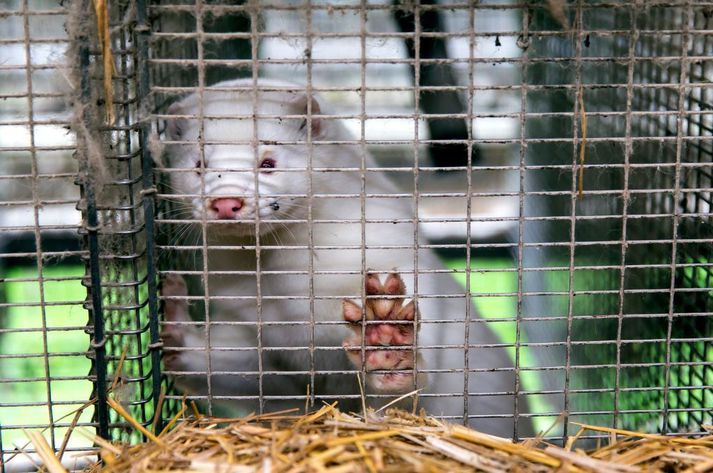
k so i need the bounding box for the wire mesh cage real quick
[524,1,713,436]
[1,0,712,468]
[72,0,163,445]
[1,0,161,466]
[0,0,90,465]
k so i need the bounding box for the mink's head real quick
[163,80,326,238]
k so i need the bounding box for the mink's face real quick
[163,89,321,238]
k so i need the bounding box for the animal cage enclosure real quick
[1,0,712,468]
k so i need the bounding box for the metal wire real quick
[150,0,712,442]
[1,3,712,466]
[0,0,92,467]
[5,0,161,462]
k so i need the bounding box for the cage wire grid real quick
[151,0,713,439]
[0,0,161,467]
[0,0,712,467]
[71,0,162,445]
[0,0,93,468]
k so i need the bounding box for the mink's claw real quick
[342,272,423,393]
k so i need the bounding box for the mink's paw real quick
[342,272,422,393]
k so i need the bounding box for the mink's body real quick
[161,78,531,438]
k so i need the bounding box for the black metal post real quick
[77,10,109,440]
[136,0,164,434]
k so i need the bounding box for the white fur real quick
[162,78,532,437]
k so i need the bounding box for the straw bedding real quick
[33,401,712,473]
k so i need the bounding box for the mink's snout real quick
[211,198,244,219]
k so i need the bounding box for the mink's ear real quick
[289,92,323,139]
[165,101,188,140]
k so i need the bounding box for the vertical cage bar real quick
[461,1,475,428]
[136,0,163,431]
[613,6,638,430]
[249,0,265,414]
[562,0,586,441]
[514,4,530,442]
[358,0,368,394]
[77,32,110,438]
[21,0,56,448]
[305,0,317,409]
[662,2,692,433]
[118,2,149,429]
[194,0,215,415]
[411,0,423,407]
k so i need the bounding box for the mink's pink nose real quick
[211,198,244,219]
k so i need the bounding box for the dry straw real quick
[28,400,713,472]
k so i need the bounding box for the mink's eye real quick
[259,157,276,173]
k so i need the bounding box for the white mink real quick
[161,78,531,438]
